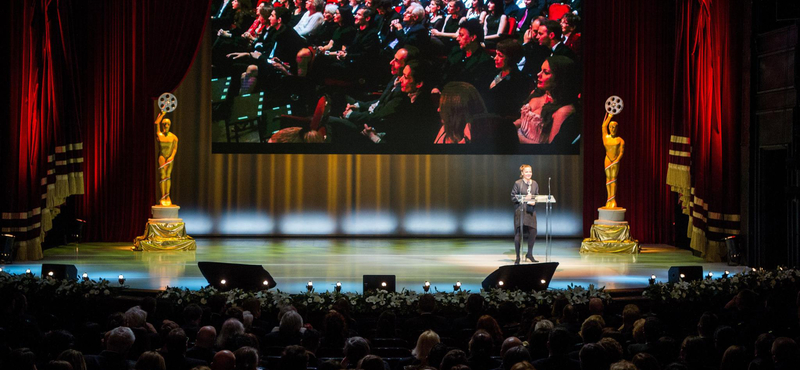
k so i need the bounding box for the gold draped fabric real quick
[580,224,640,254]
[133,222,196,251]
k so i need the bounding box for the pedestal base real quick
[595,207,628,226]
[581,207,639,253]
[133,205,196,251]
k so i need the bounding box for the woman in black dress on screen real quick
[511,164,538,264]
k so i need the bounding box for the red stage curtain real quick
[667,0,743,261]
[3,0,85,260]
[582,0,677,243]
[73,0,210,242]
[4,0,210,258]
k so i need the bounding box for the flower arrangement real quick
[643,267,800,303]
[156,284,610,315]
[0,270,119,300]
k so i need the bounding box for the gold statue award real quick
[155,93,178,207]
[602,96,625,209]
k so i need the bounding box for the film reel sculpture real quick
[155,93,179,207]
[602,96,625,209]
[158,93,178,113]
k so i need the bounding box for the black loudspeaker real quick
[197,262,277,291]
[668,266,703,283]
[481,262,559,291]
[0,234,15,263]
[363,275,396,293]
[41,264,78,280]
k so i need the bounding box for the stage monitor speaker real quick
[668,266,703,283]
[363,275,396,293]
[41,264,78,280]
[481,262,559,291]
[197,262,277,291]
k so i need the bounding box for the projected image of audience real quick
[210,0,582,154]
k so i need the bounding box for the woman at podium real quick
[511,164,538,264]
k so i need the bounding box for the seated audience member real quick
[135,351,166,370]
[453,294,486,331]
[679,336,711,370]
[181,304,204,343]
[484,38,530,118]
[520,16,548,77]
[579,343,608,370]
[57,349,87,370]
[718,345,748,370]
[390,3,431,51]
[215,318,245,351]
[345,46,417,114]
[514,55,579,145]
[467,330,501,370]
[748,333,775,370]
[320,7,382,82]
[610,360,637,370]
[476,315,505,349]
[597,337,623,365]
[290,0,307,26]
[427,0,446,31]
[282,345,310,370]
[342,337,371,368]
[631,354,660,370]
[374,310,399,338]
[465,0,487,23]
[186,326,217,364]
[374,0,402,48]
[431,0,466,51]
[263,310,304,347]
[771,337,799,370]
[441,349,470,370]
[356,354,387,370]
[125,306,157,360]
[216,1,267,57]
[435,82,486,144]
[403,292,451,341]
[500,336,523,356]
[308,3,340,46]
[535,19,576,61]
[482,0,508,48]
[295,0,327,39]
[319,311,349,353]
[215,0,256,38]
[531,328,580,370]
[501,344,532,370]
[317,7,357,53]
[210,350,236,370]
[560,12,581,55]
[85,327,137,370]
[440,19,495,95]
[511,361,537,370]
[8,348,38,370]
[162,328,207,370]
[411,330,441,367]
[233,346,259,370]
[618,304,641,342]
[514,0,544,34]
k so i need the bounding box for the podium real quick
[133,205,196,251]
[580,208,639,254]
[515,195,556,262]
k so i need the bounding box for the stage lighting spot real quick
[181,212,214,234]
[341,212,398,234]
[462,211,514,235]
[404,211,457,234]
[219,213,274,235]
[279,213,336,234]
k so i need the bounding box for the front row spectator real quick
[84,327,136,370]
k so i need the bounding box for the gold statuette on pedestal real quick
[602,96,625,209]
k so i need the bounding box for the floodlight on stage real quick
[48,271,54,278]
[335,281,342,293]
[307,281,314,292]
[118,275,126,285]
[423,281,430,293]
[381,282,387,288]
[263,280,270,287]
[498,280,504,288]
[26,269,32,275]
[679,273,685,280]
[706,272,713,279]
[82,272,89,281]
[723,271,729,278]
[0,268,3,272]
[454,281,461,291]
[220,279,227,285]
[649,275,656,285]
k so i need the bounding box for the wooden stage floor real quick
[4,238,740,293]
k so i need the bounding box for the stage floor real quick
[4,238,740,293]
